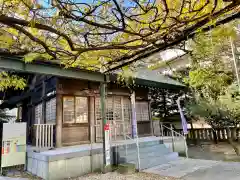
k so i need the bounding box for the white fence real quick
[34,124,54,149]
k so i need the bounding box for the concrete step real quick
[118,149,172,163]
[115,144,171,162]
[130,152,179,170]
[116,139,163,151]
[115,144,169,156]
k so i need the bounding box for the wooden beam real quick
[56,83,63,147]
[0,56,105,82]
[89,96,95,143]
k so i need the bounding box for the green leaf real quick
[24,53,40,62]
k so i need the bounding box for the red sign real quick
[104,123,110,131]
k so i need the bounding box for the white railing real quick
[160,123,188,158]
[34,124,54,149]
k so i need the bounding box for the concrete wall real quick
[163,137,187,155]
[27,147,104,180]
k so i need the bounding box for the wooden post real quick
[56,93,62,147]
[120,97,126,138]
[148,100,154,136]
[89,97,95,143]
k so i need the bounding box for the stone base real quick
[117,163,136,174]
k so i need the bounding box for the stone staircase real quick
[112,138,179,170]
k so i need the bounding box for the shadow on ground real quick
[185,142,240,162]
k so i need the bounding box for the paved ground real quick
[144,158,240,180]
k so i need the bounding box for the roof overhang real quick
[0,56,105,82]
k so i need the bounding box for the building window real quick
[95,96,131,122]
[63,96,88,124]
[46,97,56,124]
[35,103,42,124]
[136,101,149,122]
[75,97,88,123]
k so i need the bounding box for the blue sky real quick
[39,0,135,8]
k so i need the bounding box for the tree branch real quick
[6,24,56,58]
[106,11,240,72]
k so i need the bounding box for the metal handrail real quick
[162,124,185,137]
[160,123,188,158]
[92,121,141,169]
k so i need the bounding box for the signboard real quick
[1,123,27,168]
[104,123,111,165]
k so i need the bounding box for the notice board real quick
[1,123,26,168]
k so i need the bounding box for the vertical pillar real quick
[100,81,111,169]
[130,91,137,138]
[41,81,46,124]
[89,97,95,143]
[56,93,62,148]
[148,90,153,136]
[120,97,126,139]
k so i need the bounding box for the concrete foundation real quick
[26,136,179,179]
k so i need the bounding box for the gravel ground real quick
[73,172,180,180]
[6,171,180,180]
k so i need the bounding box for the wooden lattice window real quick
[136,101,149,122]
[46,97,56,124]
[35,103,42,124]
[63,96,75,123]
[95,97,101,123]
[75,97,88,123]
[114,96,122,122]
[106,96,114,121]
[123,97,131,122]
[63,96,88,124]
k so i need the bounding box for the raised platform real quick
[26,136,179,180]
